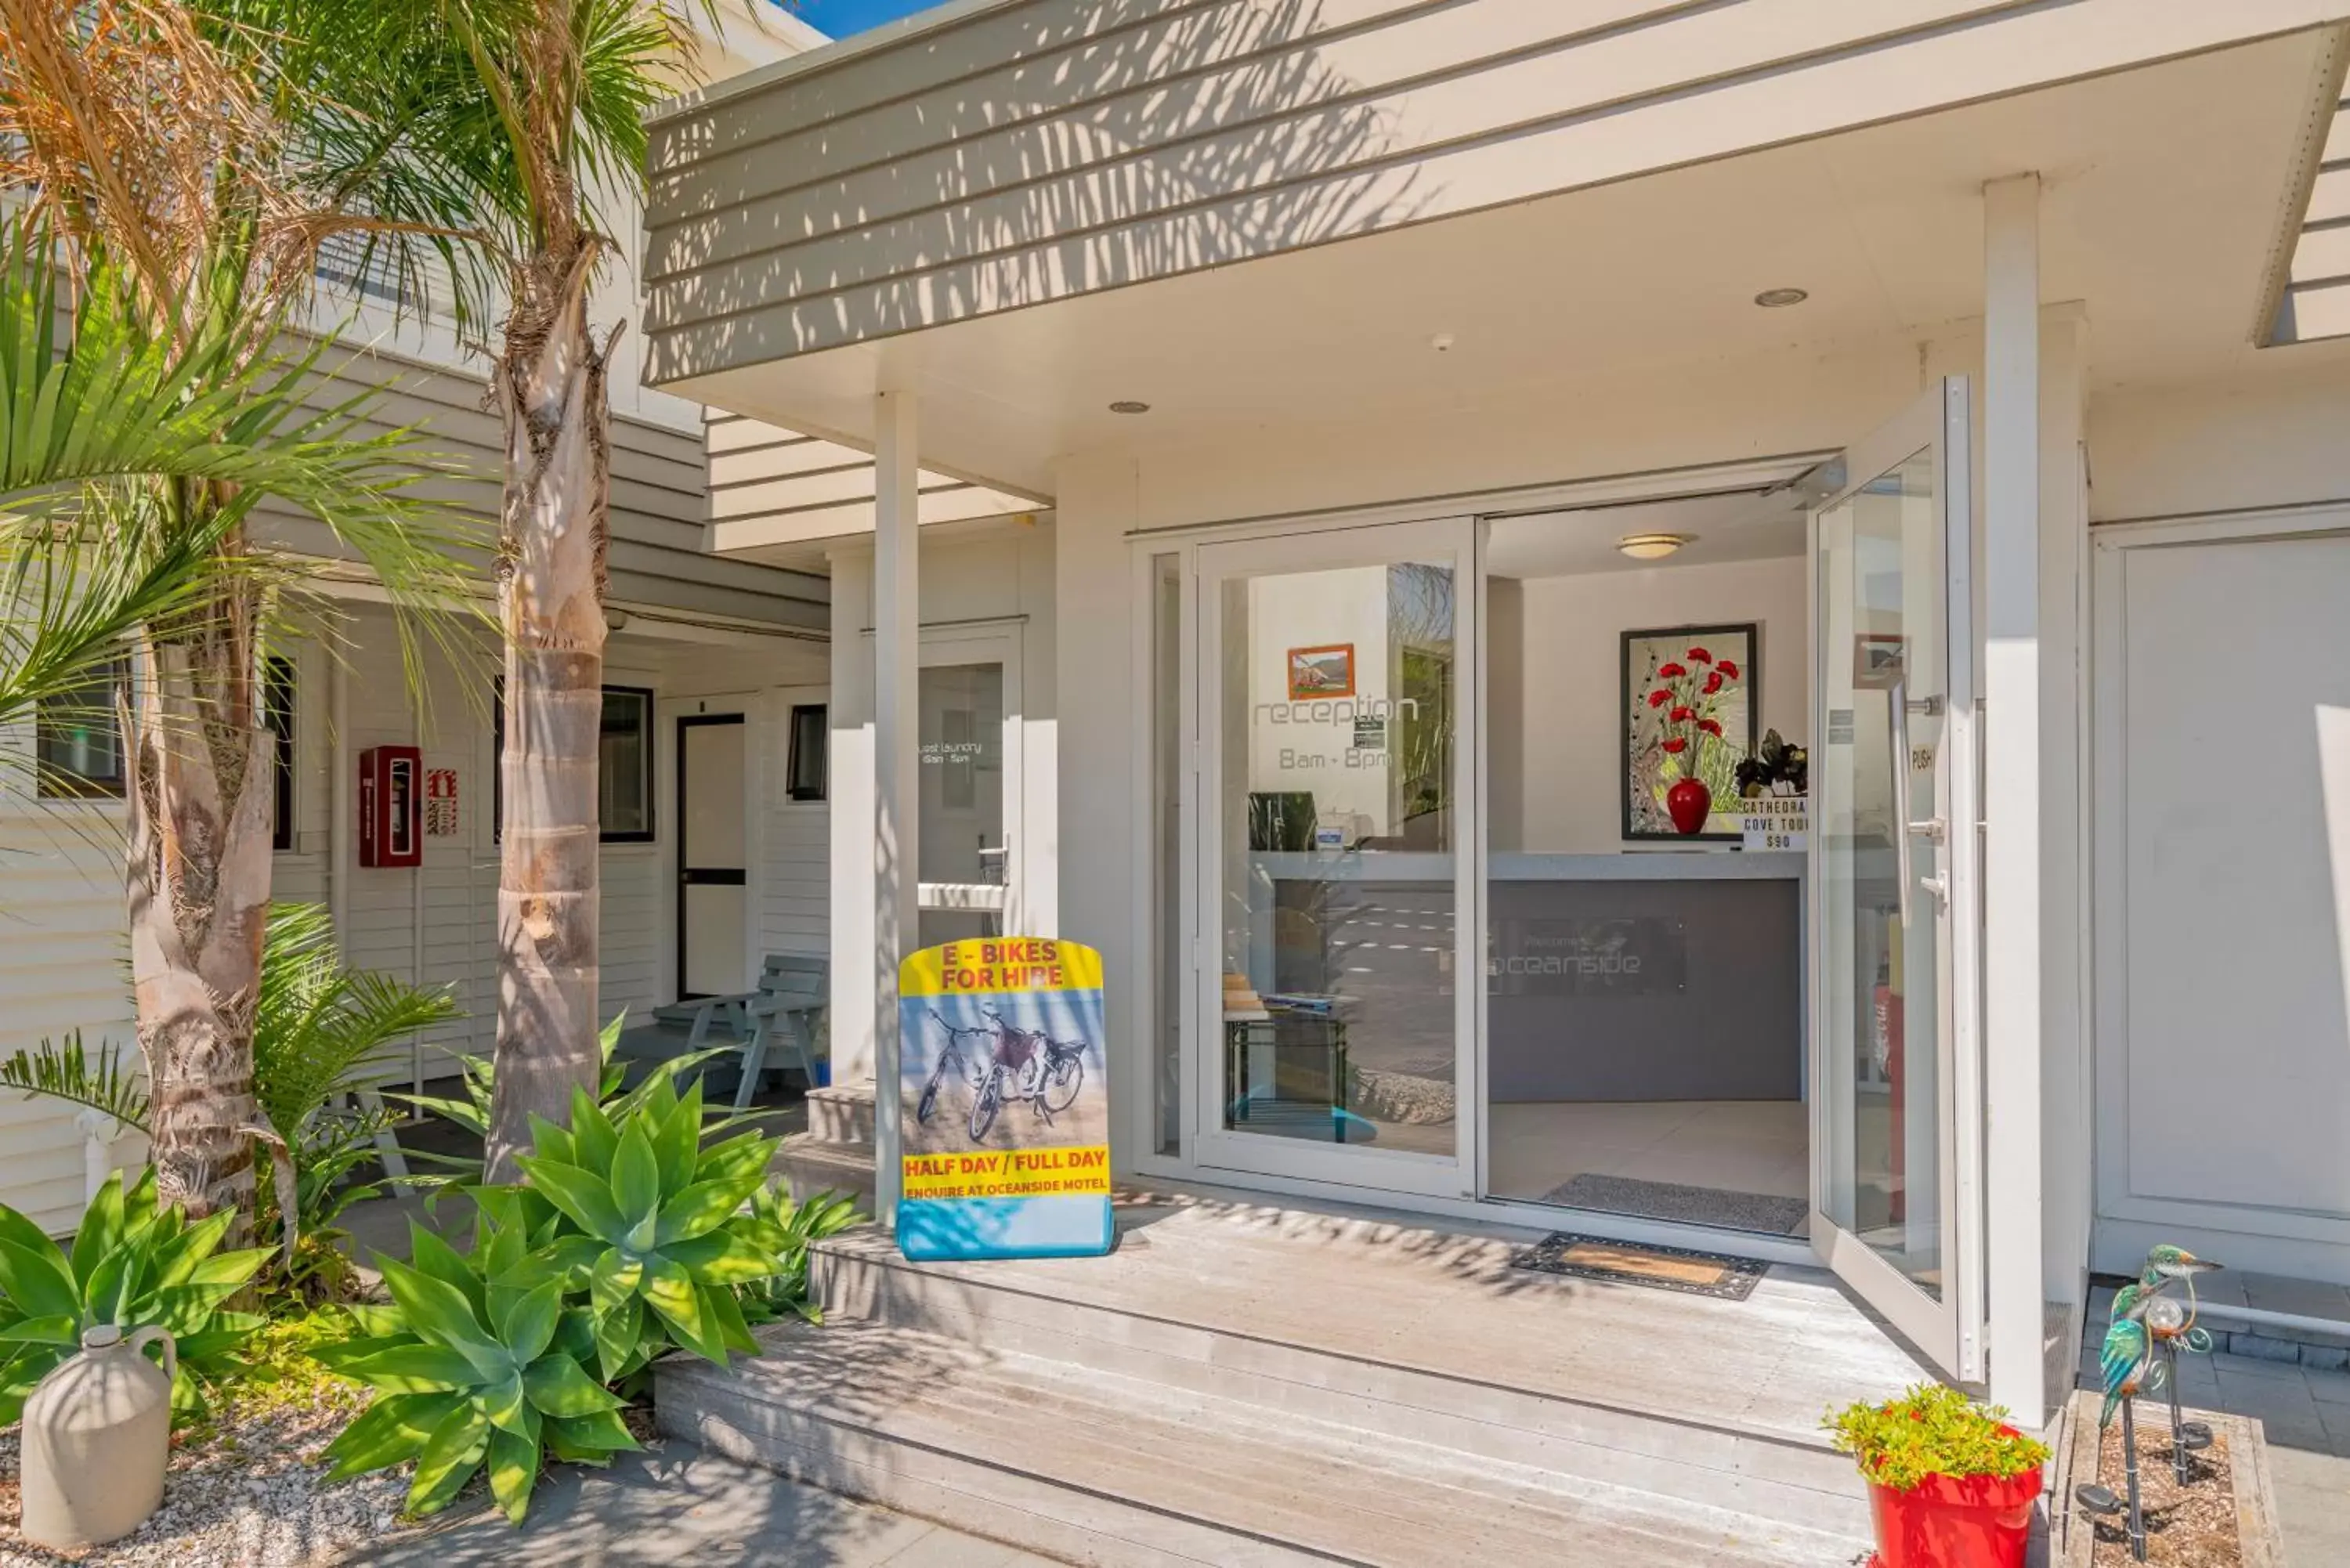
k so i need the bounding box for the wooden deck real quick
[660,1182,1949,1565]
[878,1183,1939,1445]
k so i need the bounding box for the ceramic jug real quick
[20,1324,175,1549]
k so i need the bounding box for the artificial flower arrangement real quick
[1643,642,1743,833]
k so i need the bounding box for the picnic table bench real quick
[616,953,826,1110]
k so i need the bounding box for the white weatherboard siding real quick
[0,609,830,1233]
[0,806,136,1232]
[759,684,833,960]
[704,411,1041,555]
[643,0,2350,388]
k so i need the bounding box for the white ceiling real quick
[1486,490,1808,580]
[678,30,2341,499]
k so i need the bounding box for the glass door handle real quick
[1889,681,1914,927]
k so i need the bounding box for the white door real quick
[2092,519,2350,1282]
[678,715,749,997]
[1809,379,1987,1381]
[1191,518,1477,1198]
[916,627,1023,948]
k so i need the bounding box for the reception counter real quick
[1243,848,1806,1105]
[1487,851,1804,1104]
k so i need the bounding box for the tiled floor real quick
[1488,1098,1810,1205]
[2081,1284,2350,1566]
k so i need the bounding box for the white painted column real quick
[872,392,920,1227]
[1982,174,2047,1418]
[2037,305,2094,1419]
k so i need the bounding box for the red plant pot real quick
[1665,775,1712,835]
[1865,1460,2042,1568]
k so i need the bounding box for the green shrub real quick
[515,1071,784,1382]
[317,1076,800,1523]
[392,1014,736,1200]
[737,1185,862,1327]
[1824,1383,2050,1491]
[316,1207,636,1523]
[0,1169,269,1427]
[0,903,457,1311]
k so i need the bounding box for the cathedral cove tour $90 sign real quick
[898,938,1114,1259]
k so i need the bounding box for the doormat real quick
[1539,1173,1810,1237]
[1509,1233,1769,1302]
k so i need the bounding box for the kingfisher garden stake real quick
[2074,1245,2222,1561]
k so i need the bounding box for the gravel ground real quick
[0,1384,408,1567]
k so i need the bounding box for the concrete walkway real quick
[345,1444,1058,1567]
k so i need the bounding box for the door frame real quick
[675,712,750,999]
[1186,515,1481,1199]
[914,622,1026,931]
[1804,376,1987,1382]
[1123,457,1850,1263]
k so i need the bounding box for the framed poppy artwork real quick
[1285,644,1356,699]
[1621,624,1758,841]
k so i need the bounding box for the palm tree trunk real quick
[126,580,273,1235]
[484,244,609,1183]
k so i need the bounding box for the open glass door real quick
[1810,379,1986,1381]
[1191,518,1477,1197]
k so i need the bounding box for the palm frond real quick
[252,901,461,1141]
[0,1031,152,1133]
[0,214,494,732]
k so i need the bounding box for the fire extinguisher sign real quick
[425,768,459,837]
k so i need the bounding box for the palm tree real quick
[277,0,759,1180]
[0,0,478,1230]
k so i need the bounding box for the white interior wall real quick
[1494,556,1808,854]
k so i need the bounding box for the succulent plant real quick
[0,1168,267,1427]
[515,1072,784,1381]
[316,1209,636,1523]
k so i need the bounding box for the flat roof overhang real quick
[650,20,2350,518]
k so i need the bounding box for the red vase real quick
[1865,1462,2042,1568]
[1665,776,1712,835]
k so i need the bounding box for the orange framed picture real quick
[1285,644,1355,699]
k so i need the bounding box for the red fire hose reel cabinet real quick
[358,745,423,869]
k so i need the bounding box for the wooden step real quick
[818,1222,1880,1541]
[774,1133,877,1209]
[804,1085,878,1147]
[656,1317,1868,1568]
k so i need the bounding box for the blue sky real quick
[792,0,947,37]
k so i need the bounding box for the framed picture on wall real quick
[1285,644,1355,699]
[1621,623,1759,841]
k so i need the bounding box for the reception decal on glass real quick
[1621,623,1758,841]
[898,938,1114,1261]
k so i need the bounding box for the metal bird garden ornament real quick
[2079,1246,2222,1561]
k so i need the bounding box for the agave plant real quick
[736,1186,862,1328]
[394,1014,736,1200]
[516,1072,785,1381]
[316,1209,637,1523]
[0,1169,269,1426]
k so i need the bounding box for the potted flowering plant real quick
[1825,1384,2050,1568]
[1643,642,1743,833]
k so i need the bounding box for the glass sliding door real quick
[1810,380,1986,1382]
[1192,519,1477,1195]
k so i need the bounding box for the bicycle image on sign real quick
[902,992,1109,1157]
